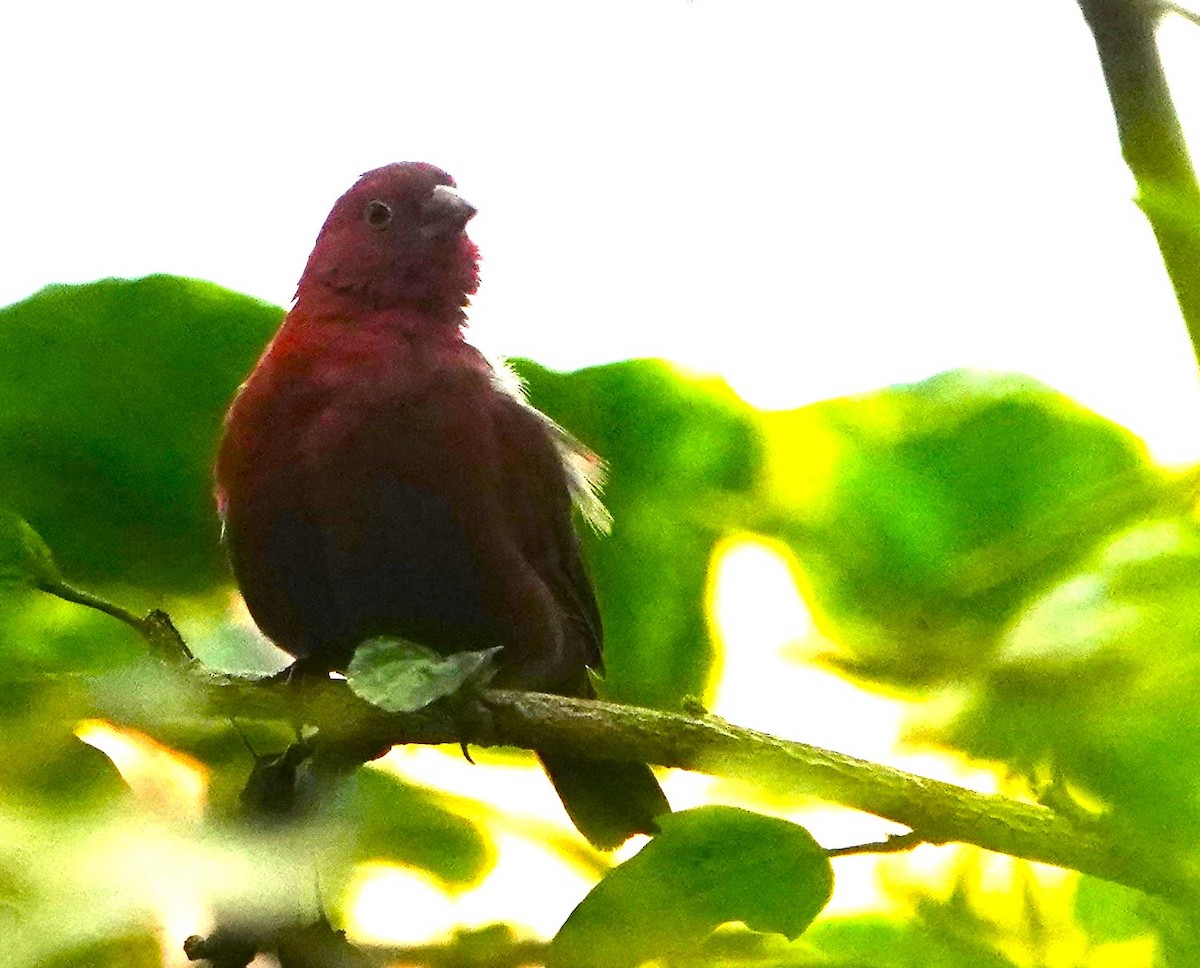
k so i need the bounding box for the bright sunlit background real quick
[8,2,1200,457]
[16,0,1200,960]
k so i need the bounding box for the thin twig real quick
[40,579,193,660]
[43,579,145,628]
[826,831,929,858]
[1157,0,1200,28]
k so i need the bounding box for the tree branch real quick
[39,576,1200,906]
[195,675,1199,906]
[1076,0,1200,362]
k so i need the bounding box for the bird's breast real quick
[217,327,507,663]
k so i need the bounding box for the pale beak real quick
[420,184,477,239]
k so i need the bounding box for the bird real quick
[215,162,669,848]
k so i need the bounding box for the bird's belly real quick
[228,468,497,667]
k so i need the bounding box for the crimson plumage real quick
[216,163,667,847]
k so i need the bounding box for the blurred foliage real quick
[32,935,162,968]
[758,370,1167,686]
[318,765,492,887]
[945,512,1200,845]
[800,913,1024,968]
[519,358,763,709]
[5,272,1200,966]
[0,276,282,595]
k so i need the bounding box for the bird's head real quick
[297,162,480,322]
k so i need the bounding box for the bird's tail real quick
[538,752,671,850]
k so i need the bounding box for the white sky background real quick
[7,1,1200,462]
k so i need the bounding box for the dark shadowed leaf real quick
[210,757,493,901]
[347,637,501,713]
[550,806,832,968]
[21,736,129,807]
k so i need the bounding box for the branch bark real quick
[199,674,1200,906]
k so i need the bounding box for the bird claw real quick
[440,684,498,757]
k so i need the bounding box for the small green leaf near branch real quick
[347,637,501,713]
[0,506,62,589]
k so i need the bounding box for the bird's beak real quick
[420,184,478,240]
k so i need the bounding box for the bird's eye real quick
[364,200,393,228]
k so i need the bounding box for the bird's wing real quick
[488,360,611,534]
[492,389,606,672]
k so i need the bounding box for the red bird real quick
[216,162,668,848]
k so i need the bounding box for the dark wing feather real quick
[492,391,605,675]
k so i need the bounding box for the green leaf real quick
[0,506,60,588]
[0,678,132,811]
[21,737,128,807]
[765,370,1162,687]
[0,276,282,593]
[347,637,501,713]
[549,806,832,968]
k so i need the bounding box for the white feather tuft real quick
[491,359,612,535]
